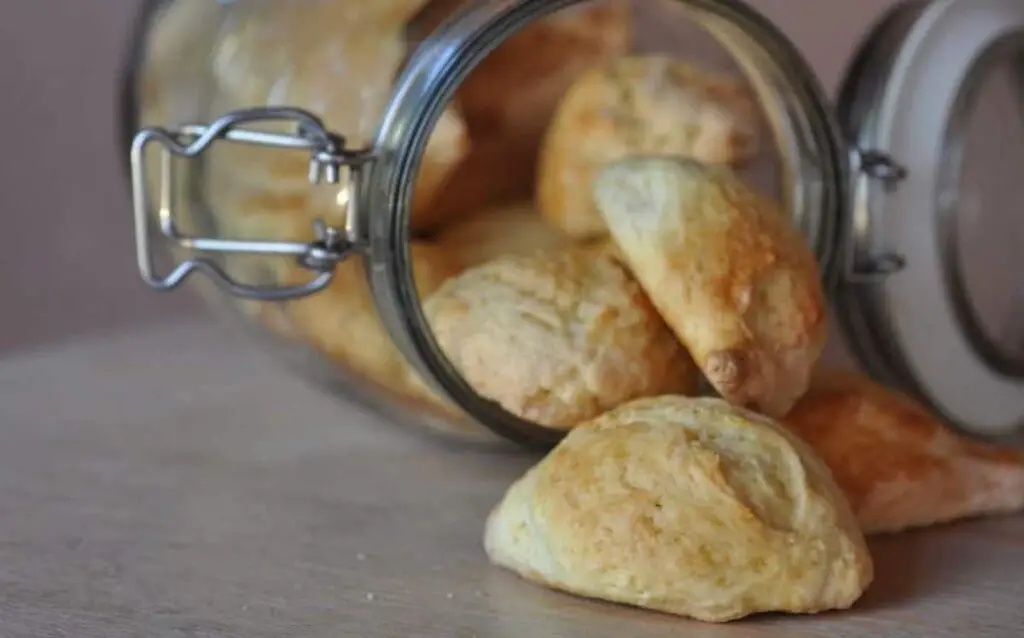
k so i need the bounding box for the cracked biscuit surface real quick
[593,156,827,418]
[484,396,873,622]
[422,248,699,429]
[783,370,1024,535]
[538,55,759,240]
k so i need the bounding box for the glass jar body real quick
[125,0,847,447]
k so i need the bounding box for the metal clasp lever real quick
[845,148,909,284]
[130,107,372,301]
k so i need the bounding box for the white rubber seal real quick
[875,0,1024,435]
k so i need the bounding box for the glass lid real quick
[836,0,1024,438]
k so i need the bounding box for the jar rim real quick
[363,0,849,447]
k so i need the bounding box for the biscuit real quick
[406,133,539,229]
[421,248,699,429]
[201,107,468,239]
[538,55,759,240]
[437,201,572,271]
[282,241,461,397]
[457,1,632,137]
[205,0,469,233]
[411,0,633,213]
[484,396,874,622]
[783,370,1024,535]
[592,156,827,417]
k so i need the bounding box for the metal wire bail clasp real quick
[130,107,374,301]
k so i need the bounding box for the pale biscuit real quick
[437,201,572,271]
[592,156,827,417]
[421,248,700,429]
[484,396,874,622]
[783,370,1024,535]
[538,55,759,240]
[205,0,469,233]
[194,163,462,399]
[198,177,458,397]
[281,241,461,397]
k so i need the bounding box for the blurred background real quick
[0,0,896,354]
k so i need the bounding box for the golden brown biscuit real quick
[484,396,874,621]
[456,1,632,139]
[411,0,633,213]
[592,156,827,418]
[205,0,470,233]
[437,201,571,271]
[421,248,699,429]
[538,55,759,240]
[281,241,461,397]
[783,371,1024,535]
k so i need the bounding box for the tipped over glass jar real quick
[121,0,1024,448]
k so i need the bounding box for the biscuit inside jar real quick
[416,247,701,429]
[139,0,814,438]
[409,1,803,432]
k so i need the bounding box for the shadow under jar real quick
[121,0,1024,449]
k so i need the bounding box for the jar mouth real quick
[365,0,848,447]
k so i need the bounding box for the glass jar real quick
[121,0,1024,447]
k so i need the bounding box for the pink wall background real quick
[0,0,897,353]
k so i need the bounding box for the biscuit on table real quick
[421,247,700,429]
[783,370,1024,535]
[538,55,759,240]
[484,395,873,622]
[592,156,827,418]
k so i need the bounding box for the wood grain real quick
[0,319,1021,637]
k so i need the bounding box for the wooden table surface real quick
[2,319,1023,637]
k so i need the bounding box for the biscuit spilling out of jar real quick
[782,370,1024,535]
[484,396,874,622]
[592,156,827,418]
[538,55,760,240]
[418,247,700,429]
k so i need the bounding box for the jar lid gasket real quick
[836,0,1024,437]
